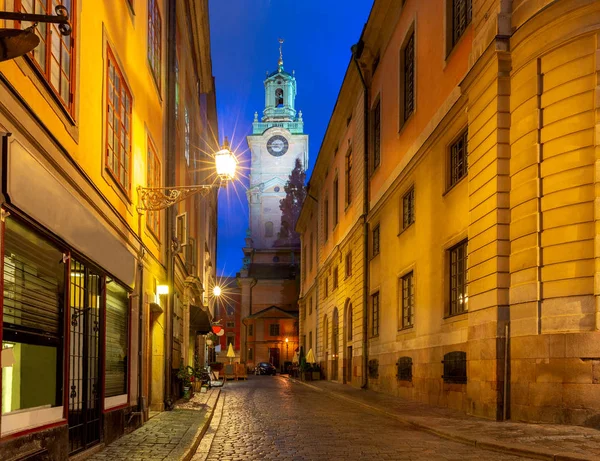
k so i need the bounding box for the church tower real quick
[246,39,309,249]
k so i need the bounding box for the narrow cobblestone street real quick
[204,376,536,460]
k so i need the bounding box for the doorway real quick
[269,347,280,368]
[332,308,339,380]
[346,346,353,383]
[68,260,102,455]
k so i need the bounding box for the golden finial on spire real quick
[278,38,284,69]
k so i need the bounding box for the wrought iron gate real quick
[68,260,102,455]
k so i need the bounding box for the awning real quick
[190,305,211,334]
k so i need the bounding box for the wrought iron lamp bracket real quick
[0,5,72,36]
[137,182,222,213]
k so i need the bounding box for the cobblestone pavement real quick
[89,389,218,461]
[204,376,536,460]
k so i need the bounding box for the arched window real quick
[265,221,274,237]
[275,88,284,107]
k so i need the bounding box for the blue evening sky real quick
[210,0,374,276]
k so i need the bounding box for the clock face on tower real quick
[266,135,289,157]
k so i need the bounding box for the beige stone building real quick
[298,0,600,425]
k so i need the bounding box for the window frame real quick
[10,0,77,116]
[345,251,352,278]
[345,147,353,207]
[401,271,414,328]
[448,239,468,317]
[147,0,162,91]
[450,0,472,50]
[449,129,469,189]
[269,323,280,337]
[324,196,329,240]
[371,98,381,173]
[371,292,380,337]
[402,187,415,230]
[402,31,415,123]
[372,224,380,258]
[333,266,339,291]
[105,45,133,197]
[146,136,161,239]
[398,23,416,131]
[333,176,339,227]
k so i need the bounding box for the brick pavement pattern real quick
[204,376,536,460]
[89,389,217,461]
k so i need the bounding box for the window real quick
[309,331,313,351]
[452,0,472,47]
[11,0,76,113]
[402,187,415,229]
[302,245,307,281]
[226,321,235,328]
[248,348,253,360]
[372,100,381,171]
[106,46,133,194]
[397,357,413,381]
[333,177,339,226]
[403,32,415,122]
[248,324,254,336]
[105,281,129,397]
[2,216,65,417]
[401,272,414,328]
[147,138,161,238]
[265,221,274,238]
[347,304,353,340]
[345,148,353,205]
[226,334,235,348]
[309,233,314,272]
[148,0,162,88]
[333,266,338,290]
[371,292,379,337]
[275,88,284,107]
[449,240,468,316]
[372,225,380,257]
[324,197,329,239]
[176,213,188,246]
[269,324,280,337]
[302,303,306,320]
[184,107,190,165]
[443,351,467,383]
[450,129,468,187]
[324,276,329,298]
[345,252,352,277]
[309,297,313,315]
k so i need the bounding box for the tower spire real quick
[278,38,284,71]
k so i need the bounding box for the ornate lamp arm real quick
[137,183,219,212]
[0,5,72,36]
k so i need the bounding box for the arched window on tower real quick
[265,221,274,237]
[275,88,284,107]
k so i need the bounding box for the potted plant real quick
[176,364,194,399]
[311,363,321,381]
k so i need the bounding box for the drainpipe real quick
[351,40,370,390]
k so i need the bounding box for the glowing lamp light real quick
[157,285,169,295]
[285,338,289,343]
[215,137,237,181]
[213,286,222,297]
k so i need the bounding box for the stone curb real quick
[178,388,221,461]
[284,377,596,461]
[191,392,226,461]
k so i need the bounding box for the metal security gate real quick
[68,260,102,455]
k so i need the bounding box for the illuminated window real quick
[452,0,472,47]
[449,240,468,316]
[147,138,161,238]
[106,46,132,194]
[11,0,76,114]
[450,129,468,187]
[148,0,162,89]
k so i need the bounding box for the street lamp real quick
[285,337,289,362]
[136,137,238,212]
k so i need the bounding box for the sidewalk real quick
[288,377,600,461]
[88,388,220,461]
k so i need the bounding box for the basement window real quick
[442,351,467,384]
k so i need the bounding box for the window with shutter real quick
[105,281,129,397]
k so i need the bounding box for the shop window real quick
[105,281,129,397]
[106,46,133,194]
[2,216,65,421]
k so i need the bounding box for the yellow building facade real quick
[299,0,600,425]
[0,0,217,458]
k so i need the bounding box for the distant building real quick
[297,0,600,425]
[215,277,241,363]
[238,43,303,370]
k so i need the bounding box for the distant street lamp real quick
[0,5,72,62]
[136,137,237,212]
[285,337,289,362]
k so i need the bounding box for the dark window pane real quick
[404,33,415,121]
